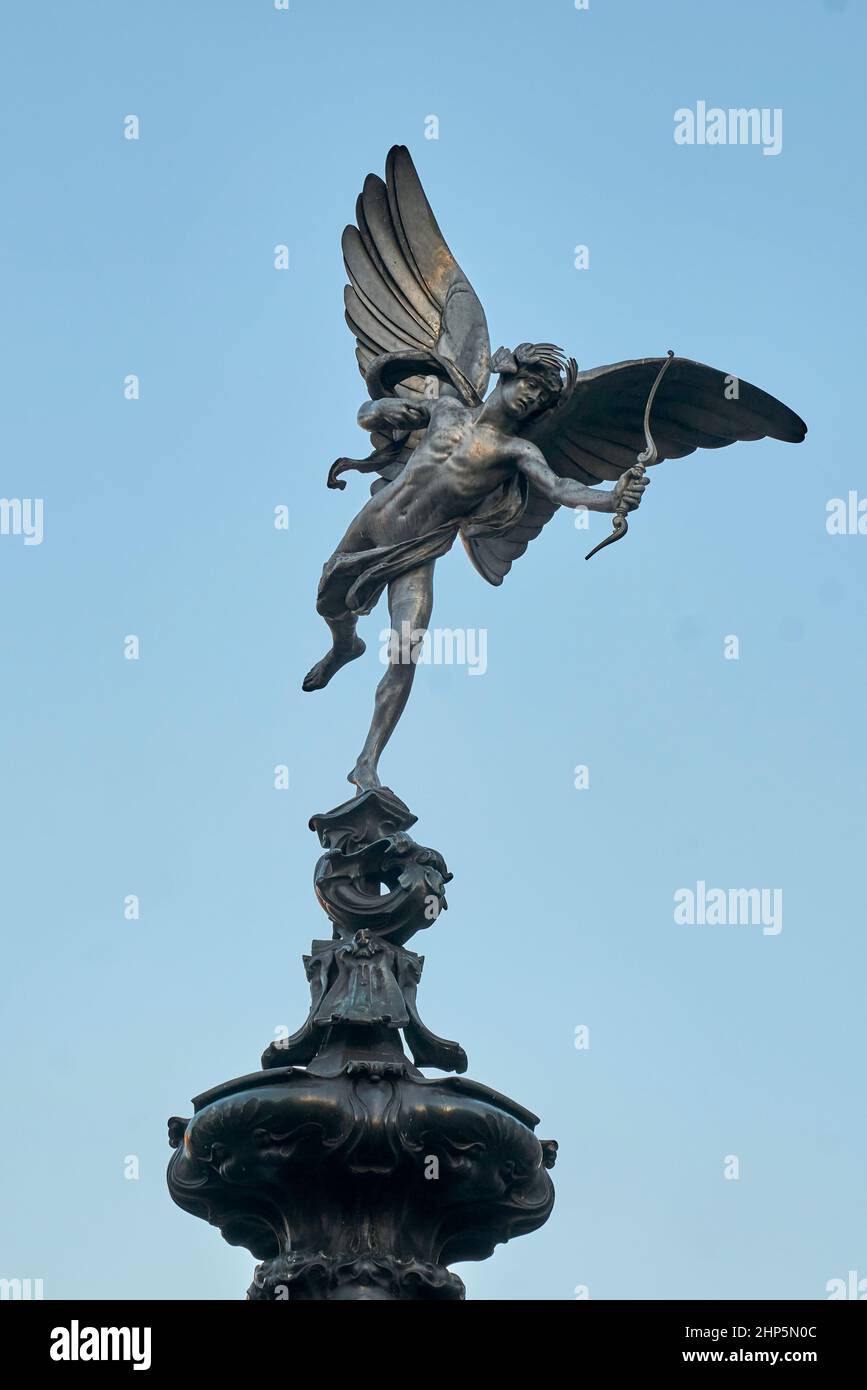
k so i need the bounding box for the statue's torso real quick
[371,399,517,537]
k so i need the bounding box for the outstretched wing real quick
[343,145,491,406]
[465,356,807,585]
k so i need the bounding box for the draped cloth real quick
[315,473,529,621]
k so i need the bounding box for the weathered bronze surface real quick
[168,148,805,1301]
[169,788,555,1301]
[303,146,806,793]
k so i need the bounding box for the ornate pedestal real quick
[167,789,556,1300]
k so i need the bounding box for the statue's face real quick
[500,371,551,421]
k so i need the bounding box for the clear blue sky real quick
[1,0,864,1301]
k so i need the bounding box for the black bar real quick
[1,1298,863,1374]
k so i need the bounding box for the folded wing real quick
[343,145,491,409]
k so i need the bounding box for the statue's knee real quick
[317,593,349,623]
[379,640,419,677]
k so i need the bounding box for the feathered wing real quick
[342,145,491,482]
[464,356,807,584]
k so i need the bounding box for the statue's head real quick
[490,343,570,425]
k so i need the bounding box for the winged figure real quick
[303,146,806,793]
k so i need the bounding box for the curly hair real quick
[491,342,569,409]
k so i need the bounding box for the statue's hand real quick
[612,466,650,513]
[392,402,429,432]
[358,398,431,437]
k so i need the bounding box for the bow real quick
[585,349,676,561]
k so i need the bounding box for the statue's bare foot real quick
[302,637,366,692]
[348,760,381,792]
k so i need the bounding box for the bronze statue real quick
[302,146,807,792]
[168,145,808,1304]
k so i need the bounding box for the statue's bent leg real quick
[301,543,370,694]
[301,607,366,693]
[348,561,434,792]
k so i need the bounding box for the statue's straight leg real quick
[349,561,434,791]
